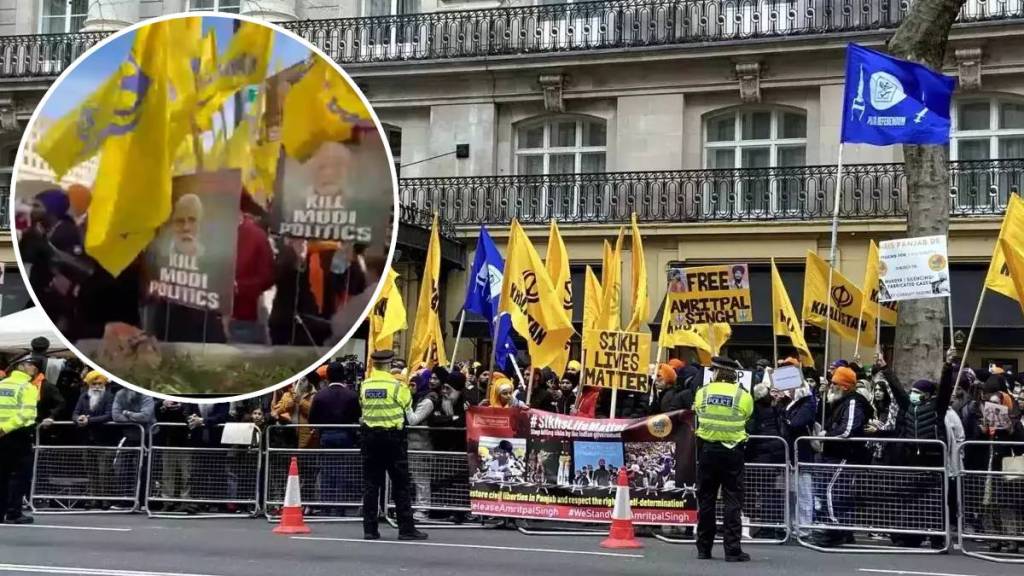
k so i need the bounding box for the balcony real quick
[286,0,1022,64]
[0,1,1022,78]
[398,159,1020,226]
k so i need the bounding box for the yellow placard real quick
[666,264,753,324]
[582,329,652,393]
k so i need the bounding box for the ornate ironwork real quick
[0,31,110,79]
[283,0,1023,64]
[398,159,1020,226]
[0,187,8,229]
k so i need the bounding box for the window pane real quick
[397,0,421,14]
[741,111,771,140]
[190,0,216,9]
[581,152,605,173]
[999,137,1024,160]
[708,149,734,169]
[780,113,807,139]
[554,121,576,147]
[958,139,989,161]
[69,14,86,31]
[741,147,770,168]
[518,125,544,149]
[550,154,575,174]
[958,102,991,131]
[368,0,390,16]
[583,121,606,147]
[40,17,65,34]
[778,146,806,167]
[44,0,68,16]
[707,114,735,142]
[70,0,89,14]
[999,102,1024,130]
[518,155,544,175]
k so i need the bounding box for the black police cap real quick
[370,350,395,363]
[711,356,743,371]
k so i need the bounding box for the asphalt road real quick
[0,514,1014,576]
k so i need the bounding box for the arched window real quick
[703,107,807,215]
[951,96,1024,209]
[515,115,607,175]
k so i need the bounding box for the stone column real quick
[81,0,138,32]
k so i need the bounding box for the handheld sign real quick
[582,329,652,393]
[769,365,804,391]
[878,235,950,302]
[703,367,754,391]
[667,264,753,324]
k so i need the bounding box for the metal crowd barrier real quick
[655,435,790,545]
[263,424,365,523]
[30,422,146,514]
[385,426,477,529]
[146,423,262,518]
[958,440,1024,564]
[794,437,949,554]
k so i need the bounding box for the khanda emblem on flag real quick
[521,271,541,304]
[430,281,439,311]
[831,285,854,308]
[562,279,572,310]
[77,58,150,149]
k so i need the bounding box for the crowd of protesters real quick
[3,338,1022,553]
[15,186,379,346]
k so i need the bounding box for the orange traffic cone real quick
[600,468,642,549]
[273,457,311,535]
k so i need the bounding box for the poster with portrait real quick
[877,235,951,302]
[144,171,242,315]
[271,129,393,265]
[666,264,753,324]
[467,407,697,525]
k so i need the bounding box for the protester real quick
[111,386,155,510]
[19,189,83,333]
[73,371,116,509]
[229,199,275,345]
[811,365,874,547]
[309,361,362,515]
[154,398,195,513]
[483,373,524,408]
[554,376,576,414]
[780,377,817,538]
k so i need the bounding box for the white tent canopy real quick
[0,307,67,352]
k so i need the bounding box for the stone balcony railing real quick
[0,0,1022,77]
[398,159,1020,227]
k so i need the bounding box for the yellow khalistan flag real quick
[546,221,572,376]
[984,194,1024,302]
[583,265,603,332]
[863,240,898,325]
[194,30,219,131]
[625,214,648,333]
[999,238,1024,318]
[86,22,178,276]
[172,133,197,176]
[771,258,814,367]
[282,57,373,160]
[803,251,875,348]
[167,18,201,146]
[408,215,447,369]
[225,119,252,170]
[368,267,407,368]
[658,296,713,355]
[599,229,624,330]
[196,22,271,131]
[499,219,575,369]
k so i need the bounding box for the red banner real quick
[466,407,698,525]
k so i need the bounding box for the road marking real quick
[0,565,223,576]
[0,524,131,532]
[859,569,980,576]
[291,536,644,558]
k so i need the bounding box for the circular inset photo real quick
[11,14,397,401]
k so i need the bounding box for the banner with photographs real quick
[271,129,392,258]
[667,264,753,324]
[144,171,242,314]
[467,407,697,525]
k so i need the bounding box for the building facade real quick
[0,0,1021,369]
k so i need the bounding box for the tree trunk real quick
[887,0,966,384]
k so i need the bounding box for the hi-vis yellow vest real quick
[0,370,38,435]
[693,380,753,446]
[359,369,412,430]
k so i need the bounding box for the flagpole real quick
[525,367,537,406]
[771,260,779,364]
[853,305,865,360]
[508,352,528,398]
[946,294,955,352]
[954,291,986,399]
[875,301,882,355]
[449,310,466,371]
[822,142,845,406]
[609,381,618,419]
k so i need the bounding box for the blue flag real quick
[841,43,955,146]
[463,226,518,371]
